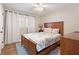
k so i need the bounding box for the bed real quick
[21,21,64,55]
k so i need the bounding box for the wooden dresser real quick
[60,32,79,55]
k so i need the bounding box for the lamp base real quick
[39,29,43,32]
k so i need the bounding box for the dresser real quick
[60,32,79,55]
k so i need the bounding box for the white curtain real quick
[5,11,20,44]
[5,11,36,44]
[28,16,36,33]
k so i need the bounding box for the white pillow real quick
[44,28,52,33]
[52,28,59,34]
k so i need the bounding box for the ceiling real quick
[3,3,70,16]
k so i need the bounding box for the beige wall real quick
[40,5,79,34]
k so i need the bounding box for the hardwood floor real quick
[1,43,60,55]
[1,43,17,55]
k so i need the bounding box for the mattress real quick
[23,32,61,52]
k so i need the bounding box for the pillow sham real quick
[44,28,53,33]
[52,28,59,34]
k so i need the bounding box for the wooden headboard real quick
[44,21,64,36]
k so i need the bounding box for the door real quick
[0,11,4,54]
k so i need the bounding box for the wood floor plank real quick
[1,43,17,55]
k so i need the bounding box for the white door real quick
[0,11,4,54]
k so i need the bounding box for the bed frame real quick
[21,21,64,55]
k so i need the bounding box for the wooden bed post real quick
[21,35,37,54]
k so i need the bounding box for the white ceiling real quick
[3,3,70,16]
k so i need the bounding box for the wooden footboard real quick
[21,35,60,55]
[21,35,37,54]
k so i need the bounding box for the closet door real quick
[0,14,4,54]
[0,4,4,54]
[28,16,36,33]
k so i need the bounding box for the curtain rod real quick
[4,10,36,17]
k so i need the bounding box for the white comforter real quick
[23,32,60,52]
